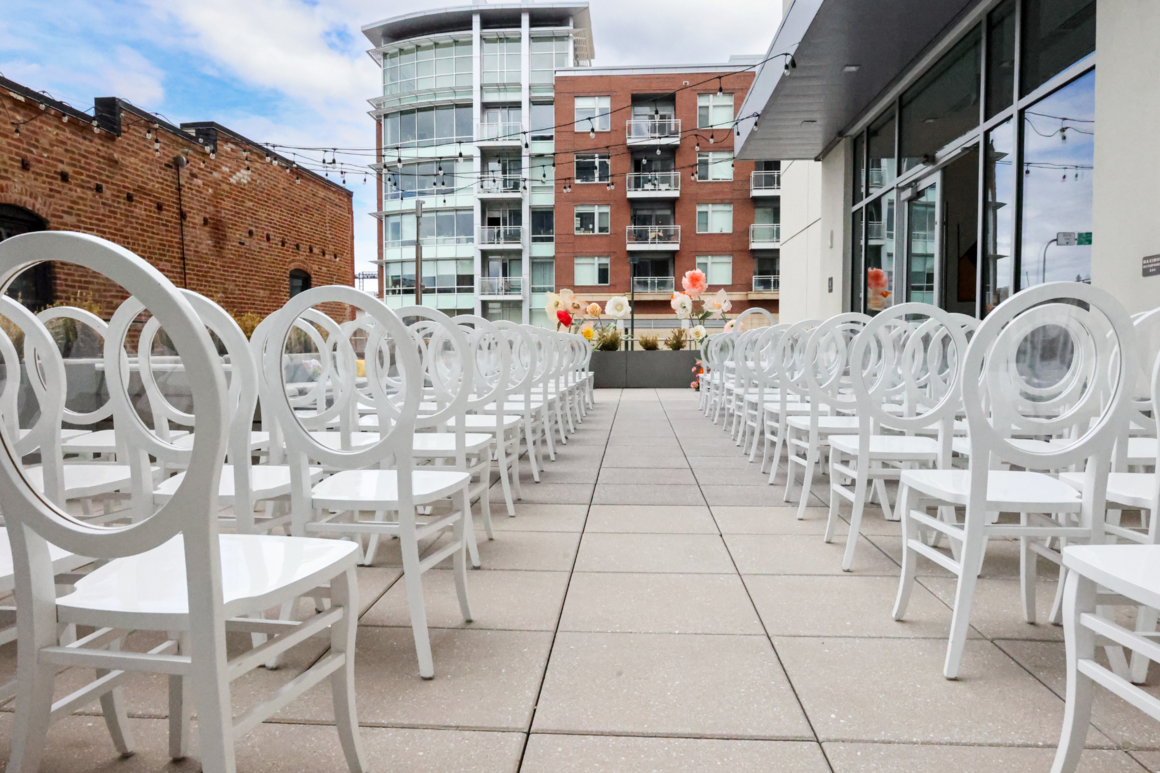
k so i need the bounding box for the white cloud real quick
[99,46,165,106]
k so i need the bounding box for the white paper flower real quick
[670,292,693,320]
[702,288,732,319]
[690,324,707,341]
[544,292,564,316]
[559,288,584,314]
[604,296,631,319]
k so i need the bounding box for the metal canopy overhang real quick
[736,0,978,161]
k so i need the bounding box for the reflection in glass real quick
[864,193,896,313]
[986,0,1016,119]
[1021,0,1096,97]
[867,112,895,193]
[899,28,981,174]
[907,185,937,304]
[983,119,1014,313]
[1020,70,1094,287]
[850,209,863,312]
[852,133,865,202]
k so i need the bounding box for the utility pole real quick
[414,200,424,305]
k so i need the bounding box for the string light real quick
[717,77,723,95]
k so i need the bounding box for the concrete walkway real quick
[2,388,1157,771]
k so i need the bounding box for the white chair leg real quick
[168,633,191,760]
[840,466,871,572]
[463,487,481,569]
[496,439,516,516]
[97,642,135,756]
[1050,571,1096,773]
[1130,606,1159,684]
[452,492,474,623]
[1020,521,1038,624]
[7,655,57,772]
[795,445,819,520]
[892,485,919,621]
[329,568,368,773]
[400,521,435,679]
[944,527,987,679]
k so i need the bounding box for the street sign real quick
[1057,232,1077,246]
[1077,232,1092,246]
[1144,255,1160,278]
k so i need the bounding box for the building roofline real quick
[362,2,591,46]
[555,62,758,77]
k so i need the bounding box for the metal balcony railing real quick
[626,225,680,245]
[475,122,521,142]
[632,276,675,294]
[626,118,681,142]
[867,220,886,240]
[626,171,680,192]
[752,275,780,292]
[749,223,781,244]
[478,175,522,195]
[750,170,781,191]
[478,226,523,245]
[479,277,523,295]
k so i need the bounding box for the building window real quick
[530,37,569,84]
[530,155,554,187]
[1020,0,1095,97]
[532,208,555,242]
[697,93,734,128]
[289,269,312,298]
[899,27,981,174]
[530,102,554,140]
[383,39,472,95]
[482,37,521,85]
[696,203,733,234]
[574,256,610,286]
[696,255,733,285]
[574,205,610,235]
[384,209,473,246]
[696,152,732,181]
[383,105,474,148]
[385,158,474,200]
[575,153,610,183]
[574,96,611,132]
[531,258,555,293]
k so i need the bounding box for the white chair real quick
[826,304,967,571]
[266,286,473,679]
[783,313,869,519]
[0,231,365,773]
[762,320,820,485]
[892,282,1136,679]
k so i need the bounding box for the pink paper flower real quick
[682,269,708,299]
[867,267,889,290]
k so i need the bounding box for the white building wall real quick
[1091,0,1160,313]
[777,158,832,323]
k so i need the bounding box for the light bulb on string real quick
[717,77,723,96]
[695,142,700,152]
[655,147,661,156]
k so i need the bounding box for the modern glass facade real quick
[371,8,585,324]
[847,0,1095,317]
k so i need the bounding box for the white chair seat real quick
[311,468,471,510]
[764,402,812,415]
[0,527,87,595]
[481,400,544,413]
[1063,545,1160,610]
[21,428,90,442]
[786,415,860,433]
[412,432,492,456]
[829,434,941,461]
[25,463,143,499]
[1059,471,1155,510]
[308,431,379,449]
[900,469,1083,512]
[153,464,324,504]
[61,428,190,455]
[914,419,968,437]
[56,534,359,630]
[174,431,269,452]
[446,414,522,432]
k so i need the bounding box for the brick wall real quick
[553,69,778,319]
[0,88,355,320]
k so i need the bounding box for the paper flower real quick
[304,359,322,379]
[559,288,583,314]
[544,292,565,316]
[702,288,732,319]
[557,309,573,328]
[586,302,602,318]
[670,292,693,319]
[690,324,707,341]
[604,296,631,319]
[682,269,708,299]
[690,380,699,389]
[867,267,889,290]
[723,320,736,332]
[581,325,595,340]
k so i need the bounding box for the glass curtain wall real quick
[847,0,1095,317]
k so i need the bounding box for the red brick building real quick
[553,61,780,330]
[0,76,354,318]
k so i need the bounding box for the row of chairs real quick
[0,232,596,772]
[698,284,1160,773]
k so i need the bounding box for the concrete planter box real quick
[590,349,700,389]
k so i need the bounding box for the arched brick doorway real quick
[0,204,52,309]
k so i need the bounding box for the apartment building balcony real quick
[625,119,681,146]
[751,275,780,292]
[751,170,781,196]
[477,175,523,199]
[626,225,680,251]
[478,276,523,297]
[749,223,781,249]
[631,276,675,298]
[478,226,523,248]
[475,122,522,146]
[626,172,680,199]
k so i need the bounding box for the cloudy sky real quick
[1,0,782,276]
